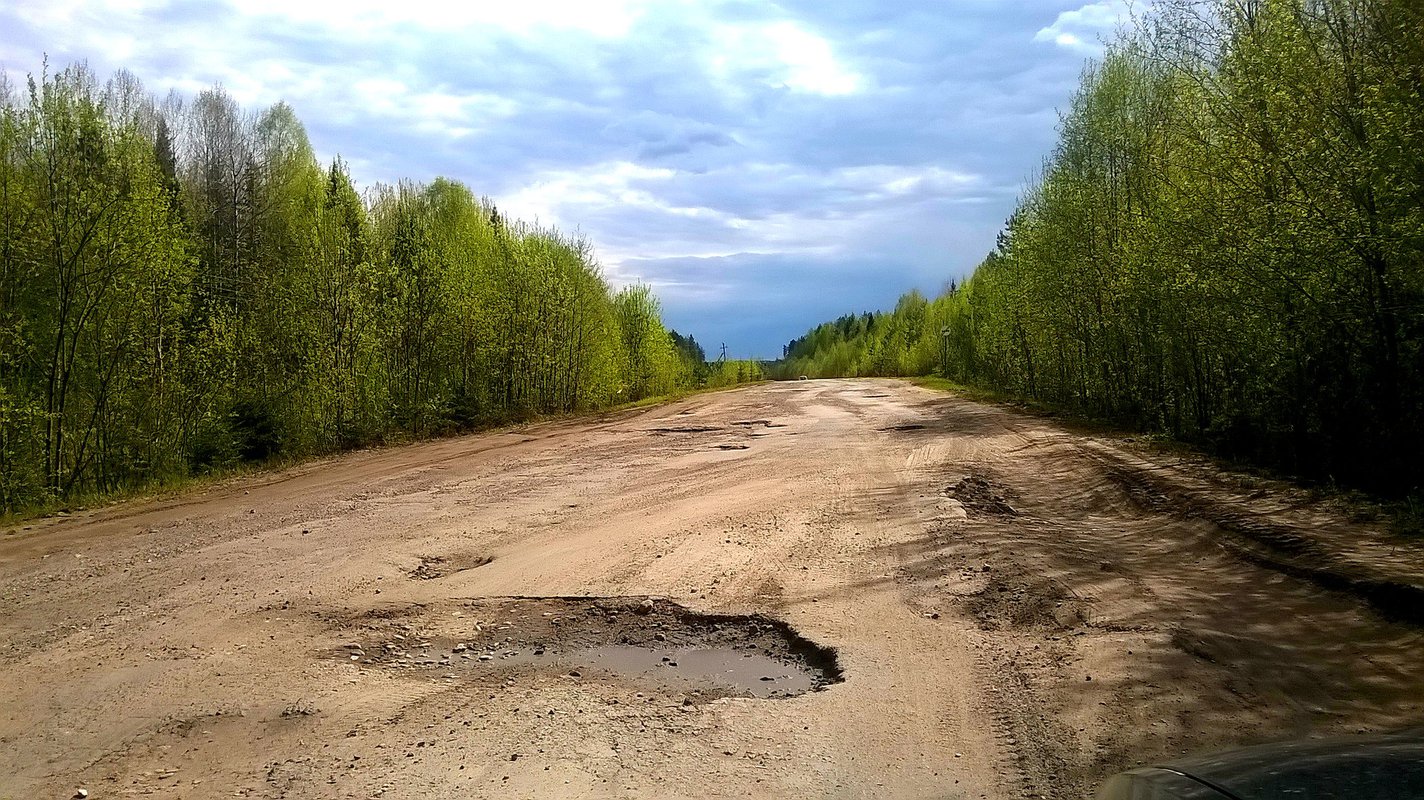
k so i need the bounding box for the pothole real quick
[337,597,843,701]
[409,553,494,580]
[715,444,750,451]
[731,419,785,428]
[879,423,925,432]
[648,425,721,434]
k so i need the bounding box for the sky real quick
[0,0,1128,358]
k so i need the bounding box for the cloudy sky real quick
[1,0,1125,357]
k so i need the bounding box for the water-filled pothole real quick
[337,597,842,701]
[573,644,816,697]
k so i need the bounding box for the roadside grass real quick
[1,381,768,532]
[1389,495,1424,538]
[0,462,272,532]
[901,375,1421,539]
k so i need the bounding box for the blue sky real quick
[1,0,1128,357]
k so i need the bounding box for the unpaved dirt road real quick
[4,379,1423,799]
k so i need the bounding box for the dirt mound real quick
[408,553,493,580]
[963,573,1083,631]
[947,475,1017,516]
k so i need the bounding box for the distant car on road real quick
[1097,730,1424,799]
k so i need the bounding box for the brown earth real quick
[2,379,1422,799]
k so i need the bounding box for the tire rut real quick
[1084,446,1424,625]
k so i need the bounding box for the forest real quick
[778,0,1423,497]
[0,63,724,514]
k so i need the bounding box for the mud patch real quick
[964,573,1083,631]
[339,597,842,701]
[409,553,494,580]
[947,475,1017,516]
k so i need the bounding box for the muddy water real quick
[575,645,816,698]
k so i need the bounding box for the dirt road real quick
[4,379,1423,799]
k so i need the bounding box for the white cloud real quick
[496,160,982,274]
[232,0,650,38]
[834,165,979,198]
[760,21,863,95]
[500,161,683,226]
[347,80,519,139]
[1033,1,1138,54]
[709,20,864,97]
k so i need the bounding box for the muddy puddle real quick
[572,644,815,697]
[336,597,841,701]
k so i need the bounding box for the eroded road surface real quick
[4,380,1423,799]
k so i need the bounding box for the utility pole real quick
[718,342,728,363]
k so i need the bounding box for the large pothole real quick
[336,597,843,701]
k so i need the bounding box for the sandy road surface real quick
[3,379,1423,799]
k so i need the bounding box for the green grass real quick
[1,460,272,530]
[1388,494,1424,538]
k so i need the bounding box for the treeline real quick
[780,0,1423,496]
[705,359,767,388]
[665,331,767,387]
[0,62,708,513]
[778,297,942,379]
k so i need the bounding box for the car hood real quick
[1161,730,1424,799]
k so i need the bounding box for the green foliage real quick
[0,62,729,514]
[613,284,692,402]
[778,0,1424,496]
[775,293,951,380]
[705,359,766,388]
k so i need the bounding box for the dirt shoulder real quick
[2,379,1421,799]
